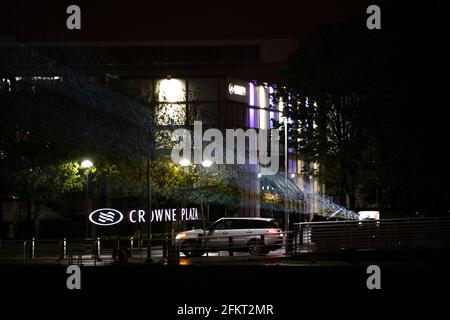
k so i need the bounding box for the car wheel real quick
[181,240,205,257]
[248,239,269,256]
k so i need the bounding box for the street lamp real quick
[179,158,191,167]
[283,115,289,240]
[146,156,152,262]
[199,159,213,256]
[81,159,94,238]
[178,158,213,256]
[81,159,93,169]
[201,159,213,168]
[200,158,214,221]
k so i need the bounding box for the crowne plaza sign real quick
[89,208,199,226]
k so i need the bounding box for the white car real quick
[176,217,284,257]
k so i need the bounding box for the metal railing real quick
[2,219,448,264]
[293,218,450,253]
[0,237,107,265]
[0,231,291,265]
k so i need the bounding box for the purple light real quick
[248,108,256,128]
[269,111,276,128]
[248,82,257,128]
[249,82,255,106]
[288,159,296,172]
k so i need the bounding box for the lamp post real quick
[180,158,212,255]
[180,158,211,225]
[81,159,94,239]
[200,159,212,251]
[178,158,192,256]
[146,126,155,263]
[284,116,289,241]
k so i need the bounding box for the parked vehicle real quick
[176,217,284,257]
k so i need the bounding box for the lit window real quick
[156,79,186,125]
[157,79,186,102]
[259,86,267,129]
[156,103,186,125]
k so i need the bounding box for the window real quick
[250,220,280,229]
[229,219,280,229]
[155,78,186,125]
[230,219,253,229]
[211,219,232,230]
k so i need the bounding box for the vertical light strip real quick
[249,82,255,106]
[259,85,266,109]
[268,86,275,128]
[269,111,274,128]
[248,108,255,128]
[259,85,267,129]
[269,86,274,107]
[278,97,285,134]
[279,97,284,114]
[288,158,295,173]
[248,82,256,128]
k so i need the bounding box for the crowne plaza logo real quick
[89,207,199,226]
[89,208,124,226]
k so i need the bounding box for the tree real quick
[0,42,155,237]
[276,2,449,216]
[275,19,380,209]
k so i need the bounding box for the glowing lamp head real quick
[201,159,213,168]
[81,160,94,169]
[179,159,191,167]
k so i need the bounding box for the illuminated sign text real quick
[228,83,247,96]
[89,208,199,226]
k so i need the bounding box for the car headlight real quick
[176,233,187,240]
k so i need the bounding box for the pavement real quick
[4,245,449,267]
[0,247,292,266]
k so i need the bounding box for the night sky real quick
[0,0,368,41]
[0,0,447,168]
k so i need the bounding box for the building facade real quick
[1,39,327,238]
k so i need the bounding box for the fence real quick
[0,237,107,265]
[4,218,449,265]
[293,218,450,253]
[0,230,289,265]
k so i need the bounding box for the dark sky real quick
[0,0,368,41]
